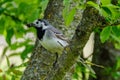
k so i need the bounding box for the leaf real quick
[26,9,40,22]
[1,46,8,59]
[111,34,120,43]
[18,2,29,14]
[12,62,28,68]
[12,70,22,75]
[101,0,111,5]
[0,8,5,14]
[65,8,76,26]
[0,18,5,34]
[5,55,10,67]
[72,73,78,80]
[102,6,112,16]
[87,1,100,11]
[21,45,33,60]
[11,75,15,80]
[116,57,120,70]
[101,4,120,20]
[112,26,120,37]
[14,23,26,39]
[40,0,49,12]
[100,26,111,43]
[63,0,73,26]
[63,0,70,6]
[8,53,21,57]
[6,28,14,45]
[0,69,2,73]
[78,58,96,74]
[114,43,120,49]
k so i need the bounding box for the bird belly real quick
[39,37,65,54]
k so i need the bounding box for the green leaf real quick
[11,75,15,80]
[102,6,112,16]
[0,17,5,34]
[21,45,33,60]
[63,0,70,6]
[64,8,76,26]
[12,70,22,75]
[0,8,5,14]
[12,62,28,68]
[87,1,100,11]
[8,53,21,57]
[116,57,120,70]
[5,55,10,67]
[112,26,120,37]
[18,2,29,14]
[72,73,78,80]
[10,39,32,50]
[114,43,120,49]
[100,26,111,43]
[6,28,14,45]
[40,0,49,12]
[14,23,26,38]
[1,47,8,60]
[26,9,40,22]
[101,4,120,20]
[111,34,120,43]
[101,0,111,5]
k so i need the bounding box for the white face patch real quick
[41,22,49,30]
[33,20,49,29]
[33,20,42,28]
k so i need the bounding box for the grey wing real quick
[47,25,69,42]
[48,25,62,34]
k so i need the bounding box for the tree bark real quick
[45,6,106,80]
[21,0,82,80]
[89,0,120,80]
[89,34,120,80]
[21,0,120,79]
[21,0,64,79]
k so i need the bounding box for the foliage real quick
[87,0,120,49]
[103,57,120,80]
[73,0,120,80]
[0,0,48,79]
[62,0,77,26]
[0,0,120,80]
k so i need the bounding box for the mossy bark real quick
[45,6,106,80]
[21,0,82,80]
[21,0,120,79]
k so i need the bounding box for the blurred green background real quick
[0,0,48,79]
[0,0,120,80]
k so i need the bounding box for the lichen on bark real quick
[21,0,107,80]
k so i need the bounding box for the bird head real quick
[26,19,49,29]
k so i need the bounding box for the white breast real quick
[39,30,68,54]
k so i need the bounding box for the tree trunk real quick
[21,0,120,79]
[21,0,82,80]
[45,6,106,79]
[89,0,120,80]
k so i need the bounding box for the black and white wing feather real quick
[47,25,69,42]
[42,19,69,42]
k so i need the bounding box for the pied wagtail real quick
[26,19,69,55]
[26,19,96,73]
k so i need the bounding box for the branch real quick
[21,0,68,79]
[21,0,84,79]
[3,12,26,24]
[45,6,106,80]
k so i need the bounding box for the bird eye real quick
[36,21,39,24]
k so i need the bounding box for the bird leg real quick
[53,53,58,67]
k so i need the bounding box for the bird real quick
[26,19,96,73]
[26,19,69,55]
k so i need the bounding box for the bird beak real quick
[26,23,34,27]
